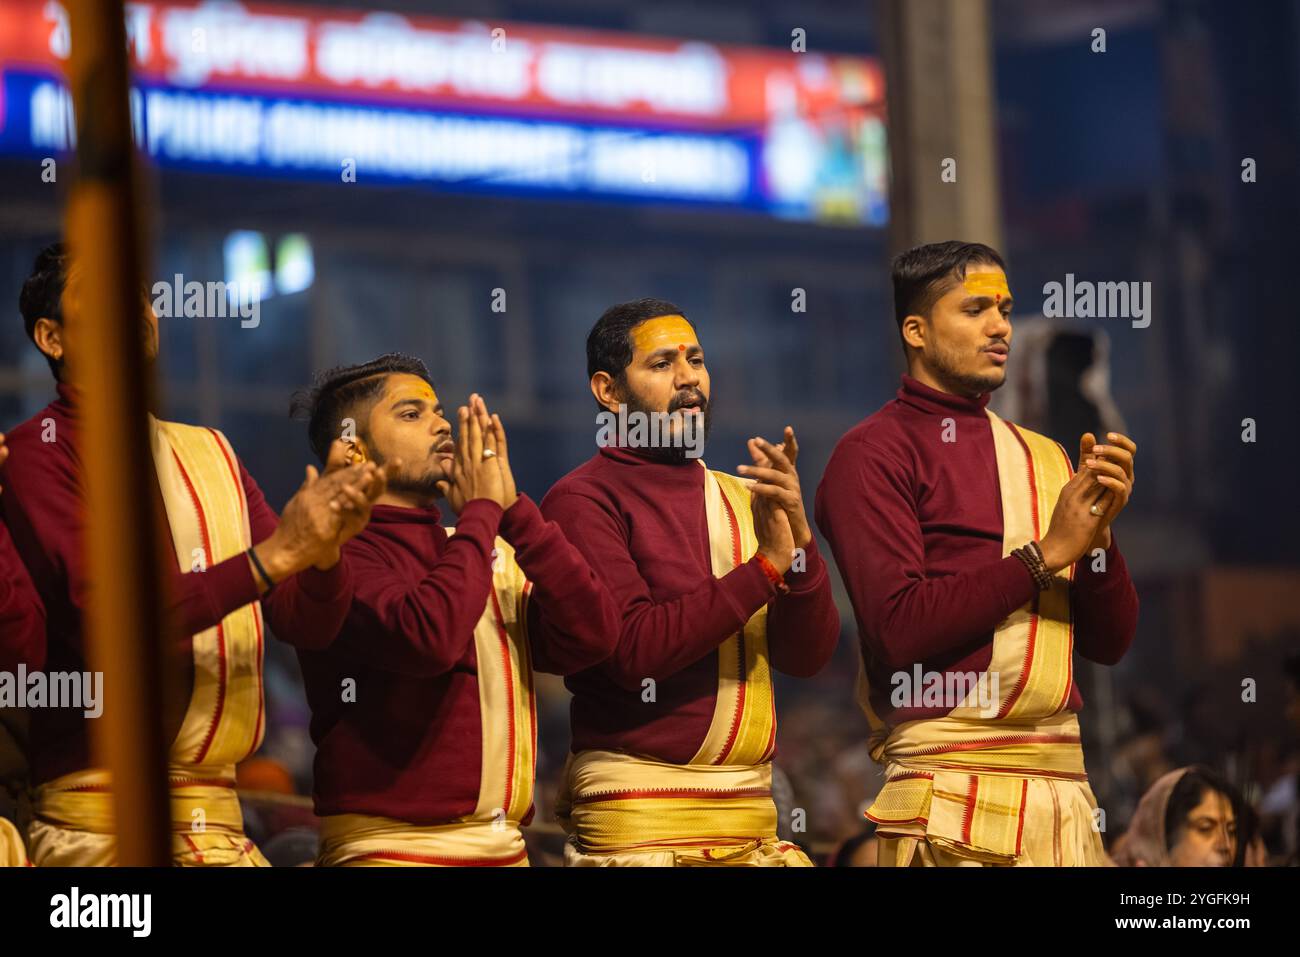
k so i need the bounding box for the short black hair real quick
[290,353,433,463]
[586,297,688,382]
[19,241,70,376]
[1164,765,1243,862]
[890,240,1007,337]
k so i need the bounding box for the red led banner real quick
[0,0,883,130]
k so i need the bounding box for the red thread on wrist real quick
[755,552,790,594]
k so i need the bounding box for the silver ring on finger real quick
[1090,503,1104,516]
[482,449,497,460]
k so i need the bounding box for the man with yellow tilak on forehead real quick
[816,241,1140,866]
[542,299,840,866]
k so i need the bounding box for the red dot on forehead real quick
[678,343,686,351]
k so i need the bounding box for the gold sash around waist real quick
[317,813,528,867]
[557,749,781,855]
[33,766,248,836]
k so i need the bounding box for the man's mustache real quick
[668,391,707,414]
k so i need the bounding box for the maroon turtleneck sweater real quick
[277,494,619,824]
[0,383,348,782]
[0,520,44,672]
[814,375,1139,728]
[540,446,841,764]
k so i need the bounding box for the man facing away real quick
[815,241,1139,866]
[542,298,840,866]
[1,243,384,865]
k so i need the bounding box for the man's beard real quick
[620,387,713,465]
[928,341,1007,398]
[371,447,443,500]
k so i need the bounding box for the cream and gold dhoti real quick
[868,713,1108,866]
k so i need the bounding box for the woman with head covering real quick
[1112,765,1242,867]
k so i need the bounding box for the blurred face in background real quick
[904,263,1013,398]
[1168,787,1236,867]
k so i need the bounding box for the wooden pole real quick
[63,0,171,866]
[878,0,1004,256]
